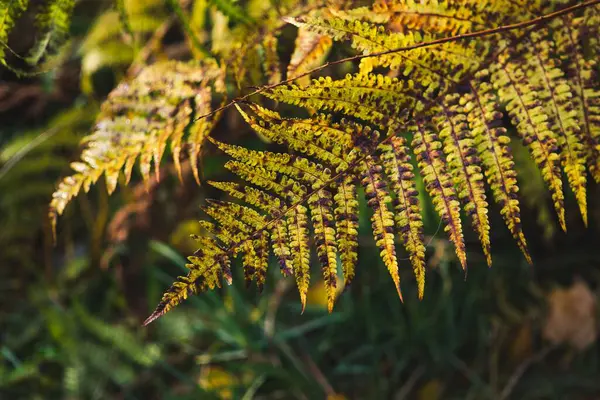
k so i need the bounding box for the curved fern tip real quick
[143,311,162,326]
[395,283,404,303]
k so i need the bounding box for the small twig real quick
[264,278,293,338]
[395,365,426,400]
[192,0,600,123]
[499,345,557,400]
[0,127,59,181]
[301,352,335,397]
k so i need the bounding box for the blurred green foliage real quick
[1,0,600,399]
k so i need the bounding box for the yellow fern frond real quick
[309,189,339,312]
[144,243,226,325]
[491,42,567,230]
[434,97,491,266]
[553,16,600,190]
[65,0,597,324]
[265,73,422,128]
[359,154,403,301]
[287,25,332,85]
[0,0,28,66]
[379,136,426,297]
[411,119,466,269]
[288,204,311,311]
[346,0,482,35]
[463,72,531,263]
[285,12,480,81]
[49,60,225,237]
[333,177,359,287]
[207,181,293,275]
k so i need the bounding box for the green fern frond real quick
[0,0,28,65]
[49,60,225,237]
[25,0,75,65]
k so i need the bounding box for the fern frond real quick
[265,73,422,127]
[462,72,531,263]
[262,33,282,85]
[205,200,270,289]
[309,189,339,312]
[434,96,491,265]
[287,26,332,84]
[285,13,481,80]
[237,105,360,286]
[582,5,600,53]
[288,204,311,310]
[553,16,600,189]
[43,0,595,323]
[0,0,28,66]
[345,0,483,35]
[144,247,225,325]
[411,118,466,269]
[207,181,293,276]
[26,0,75,66]
[379,136,426,297]
[49,60,225,236]
[238,103,354,166]
[491,41,567,230]
[333,176,359,287]
[359,152,403,301]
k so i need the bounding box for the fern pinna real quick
[47,0,600,325]
[0,0,75,71]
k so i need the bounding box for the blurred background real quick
[1,0,599,399]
